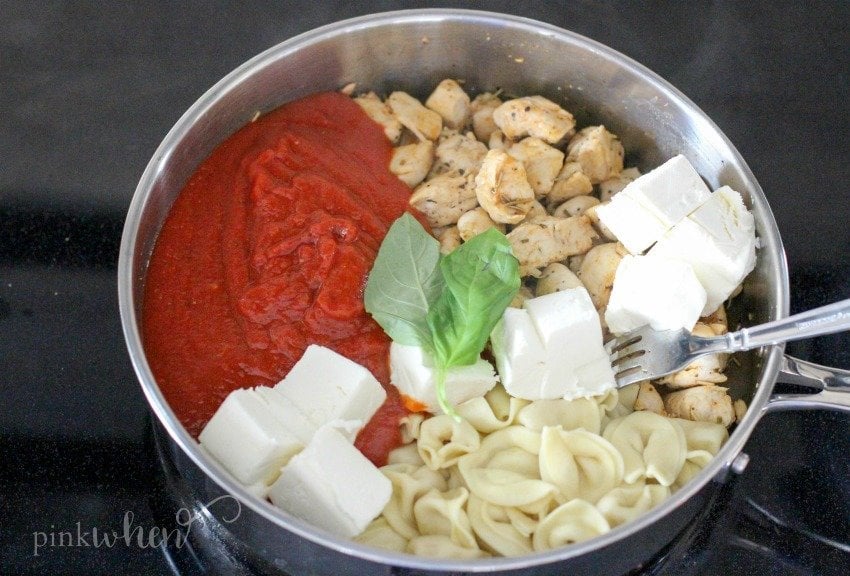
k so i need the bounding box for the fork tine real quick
[606,326,650,363]
[610,348,646,370]
[606,325,702,387]
[613,364,651,387]
[605,330,650,387]
[604,333,642,356]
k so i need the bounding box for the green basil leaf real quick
[426,228,520,370]
[364,212,444,348]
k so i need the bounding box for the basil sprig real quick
[363,212,445,348]
[365,213,520,416]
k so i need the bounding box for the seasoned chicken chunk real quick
[487,129,509,150]
[659,316,729,388]
[506,215,598,276]
[566,125,624,184]
[390,141,434,188]
[387,91,442,141]
[733,399,748,423]
[508,137,565,197]
[409,171,477,228]
[598,166,641,202]
[354,91,403,143]
[547,161,593,206]
[518,199,548,224]
[663,385,735,427]
[552,195,600,219]
[493,96,576,144]
[469,92,502,142]
[435,225,462,254]
[509,286,535,309]
[456,206,505,241]
[701,304,729,337]
[634,382,667,415]
[425,79,471,130]
[578,242,627,311]
[535,262,584,296]
[474,149,536,224]
[428,130,488,178]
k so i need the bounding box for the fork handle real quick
[722,298,850,352]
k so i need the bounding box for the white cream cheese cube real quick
[389,342,498,413]
[489,307,549,400]
[524,289,614,398]
[686,185,757,309]
[605,255,707,335]
[690,186,755,242]
[199,388,305,487]
[650,186,757,314]
[523,288,602,368]
[572,355,616,398]
[596,155,711,254]
[539,368,580,400]
[623,155,711,227]
[243,479,272,501]
[649,220,740,315]
[274,345,386,436]
[595,192,668,254]
[253,386,317,444]
[491,290,614,401]
[268,425,392,538]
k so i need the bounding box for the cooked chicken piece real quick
[428,130,488,178]
[509,285,535,308]
[435,225,462,254]
[658,352,729,388]
[492,96,576,144]
[474,149,536,224]
[487,129,509,150]
[598,166,641,202]
[425,79,471,130]
[456,206,505,241]
[387,91,443,141]
[390,141,434,188]
[518,199,548,224]
[535,262,584,296]
[506,215,598,277]
[701,304,729,336]
[568,254,584,275]
[663,385,735,427]
[634,382,666,415]
[547,161,593,206]
[733,398,748,423]
[409,171,477,228]
[552,195,600,218]
[577,242,627,311]
[470,92,502,142]
[566,125,624,184]
[506,137,565,198]
[659,315,729,388]
[353,91,403,144]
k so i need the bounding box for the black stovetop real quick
[1,2,848,575]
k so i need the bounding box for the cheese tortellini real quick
[356,385,728,558]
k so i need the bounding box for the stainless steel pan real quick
[118,9,850,575]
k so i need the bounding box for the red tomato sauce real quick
[142,92,414,466]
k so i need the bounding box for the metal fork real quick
[605,299,850,387]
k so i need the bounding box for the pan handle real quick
[764,354,850,413]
